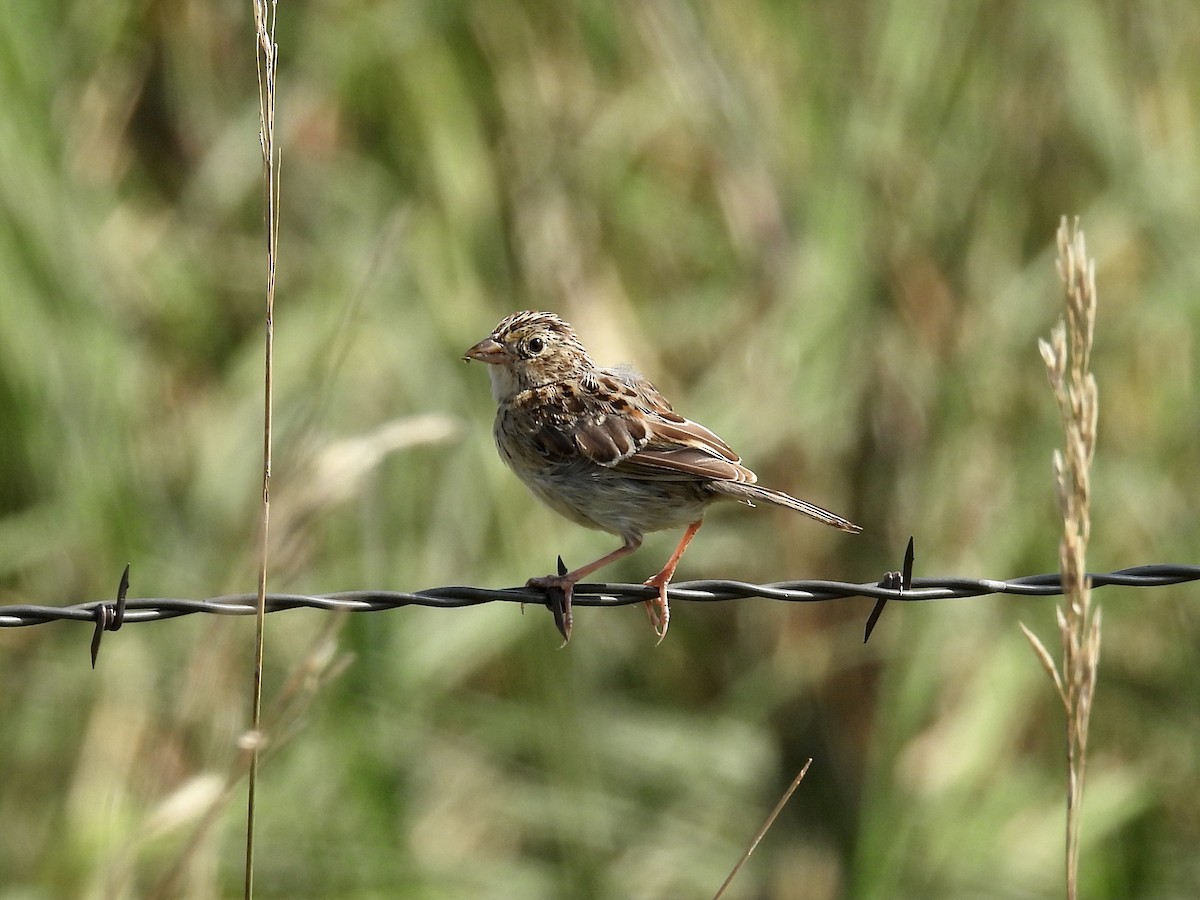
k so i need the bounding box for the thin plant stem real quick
[712,759,812,900]
[247,2,280,899]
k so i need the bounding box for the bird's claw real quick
[642,576,671,645]
[527,573,574,644]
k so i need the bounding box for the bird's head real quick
[464,310,594,401]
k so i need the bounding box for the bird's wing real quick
[568,367,757,484]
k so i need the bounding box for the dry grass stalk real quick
[712,759,813,900]
[246,2,281,898]
[1022,217,1102,900]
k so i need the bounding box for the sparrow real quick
[464,310,860,641]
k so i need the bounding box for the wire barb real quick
[90,564,130,668]
[864,537,915,643]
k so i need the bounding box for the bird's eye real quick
[527,337,544,355]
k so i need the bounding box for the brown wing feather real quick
[564,367,755,486]
[621,447,753,482]
[572,414,649,464]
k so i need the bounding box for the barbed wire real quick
[2,542,1197,665]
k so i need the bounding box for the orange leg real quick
[527,534,642,643]
[642,519,704,643]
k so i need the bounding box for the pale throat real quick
[487,364,523,403]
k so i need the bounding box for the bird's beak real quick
[462,336,512,365]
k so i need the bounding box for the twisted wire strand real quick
[3,563,1197,628]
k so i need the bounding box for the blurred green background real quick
[1,1,1198,897]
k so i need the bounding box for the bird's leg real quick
[527,534,642,642]
[642,519,704,643]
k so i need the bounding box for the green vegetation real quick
[1,2,1197,897]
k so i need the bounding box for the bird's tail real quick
[712,482,861,533]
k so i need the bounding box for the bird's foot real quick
[527,571,576,644]
[641,573,672,645]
